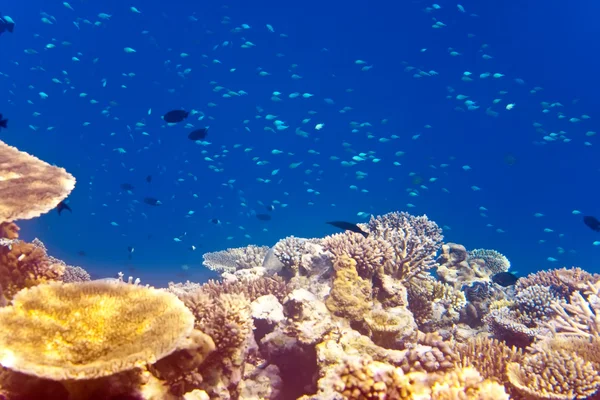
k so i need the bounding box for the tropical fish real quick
[56,201,72,215]
[163,109,189,123]
[143,197,161,206]
[491,271,519,287]
[120,183,134,191]
[0,15,15,35]
[188,128,208,141]
[326,221,369,238]
[583,216,600,232]
[0,114,7,129]
[256,213,272,221]
[146,175,152,183]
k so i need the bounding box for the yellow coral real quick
[325,255,373,321]
[0,281,197,380]
[0,140,75,224]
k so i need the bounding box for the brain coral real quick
[0,140,76,224]
[0,281,198,380]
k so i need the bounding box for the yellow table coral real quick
[0,281,198,381]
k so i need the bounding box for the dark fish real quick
[326,221,369,238]
[163,109,189,123]
[77,250,86,256]
[210,218,221,224]
[266,205,275,212]
[146,175,152,183]
[120,183,134,191]
[491,271,519,287]
[583,216,600,232]
[256,213,272,221]
[127,246,134,260]
[143,197,161,206]
[188,128,208,141]
[0,15,15,35]
[56,201,72,215]
[0,114,7,129]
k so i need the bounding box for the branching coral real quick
[202,245,269,274]
[363,211,443,284]
[198,275,290,303]
[0,281,201,381]
[467,248,510,274]
[517,267,600,299]
[332,356,508,400]
[272,236,332,278]
[0,238,65,300]
[60,265,91,283]
[0,140,76,224]
[547,280,600,338]
[507,348,600,399]
[322,232,392,279]
[456,336,522,383]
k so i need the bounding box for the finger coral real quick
[0,281,198,380]
[456,336,522,383]
[363,211,443,284]
[202,245,269,274]
[507,348,600,399]
[0,140,75,224]
[322,231,392,279]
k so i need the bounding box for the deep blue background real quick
[1,0,598,286]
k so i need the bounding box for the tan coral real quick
[548,280,600,338]
[201,245,269,274]
[507,348,600,400]
[0,281,198,380]
[0,222,19,239]
[0,140,76,223]
[325,255,373,321]
[401,332,458,373]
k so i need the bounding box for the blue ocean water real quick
[1,0,598,286]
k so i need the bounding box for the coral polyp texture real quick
[0,140,75,224]
[2,201,600,398]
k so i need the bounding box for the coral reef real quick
[0,139,75,224]
[1,164,600,400]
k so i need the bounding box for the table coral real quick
[0,281,198,381]
[0,140,75,224]
[202,245,269,274]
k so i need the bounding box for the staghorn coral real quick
[202,245,269,274]
[507,348,600,400]
[547,280,600,339]
[0,238,65,300]
[272,235,308,275]
[456,336,522,383]
[322,231,392,279]
[0,281,201,381]
[467,248,510,274]
[325,255,373,322]
[0,140,76,224]
[272,236,332,279]
[363,211,443,284]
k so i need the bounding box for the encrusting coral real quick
[0,139,75,224]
